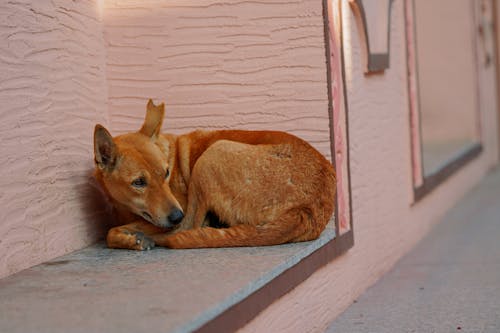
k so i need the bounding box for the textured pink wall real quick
[239,1,499,332]
[0,0,334,278]
[102,0,332,158]
[0,1,109,278]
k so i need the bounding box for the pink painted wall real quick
[102,0,332,158]
[0,6,498,333]
[0,1,109,278]
[415,0,480,173]
[238,1,499,332]
[416,0,479,145]
[0,0,334,278]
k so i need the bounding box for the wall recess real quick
[349,0,394,73]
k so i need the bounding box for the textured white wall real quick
[0,0,109,278]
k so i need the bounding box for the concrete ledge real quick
[0,223,335,333]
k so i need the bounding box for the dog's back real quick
[154,130,336,248]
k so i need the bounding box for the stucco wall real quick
[102,0,332,158]
[238,1,499,332]
[0,1,109,278]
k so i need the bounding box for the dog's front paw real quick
[107,228,155,251]
[131,231,155,251]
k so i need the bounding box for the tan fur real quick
[94,100,336,249]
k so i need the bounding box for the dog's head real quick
[93,100,184,228]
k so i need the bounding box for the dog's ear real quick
[94,124,117,171]
[140,99,164,139]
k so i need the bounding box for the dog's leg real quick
[153,207,317,248]
[174,188,208,231]
[107,221,166,250]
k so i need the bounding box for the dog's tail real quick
[153,206,327,248]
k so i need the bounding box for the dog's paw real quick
[130,231,155,251]
[108,228,155,251]
[107,227,156,250]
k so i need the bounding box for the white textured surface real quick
[102,0,332,158]
[0,1,109,278]
[239,1,499,332]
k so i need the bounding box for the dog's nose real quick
[168,209,184,225]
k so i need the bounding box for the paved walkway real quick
[327,167,500,333]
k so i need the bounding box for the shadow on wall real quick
[79,170,119,240]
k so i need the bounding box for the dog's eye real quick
[131,177,147,188]
[165,169,170,179]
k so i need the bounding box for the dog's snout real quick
[168,209,184,225]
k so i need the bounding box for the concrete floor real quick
[327,167,500,333]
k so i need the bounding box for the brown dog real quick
[94,100,336,250]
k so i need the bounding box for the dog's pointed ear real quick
[94,124,117,171]
[147,98,155,110]
[140,99,164,139]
